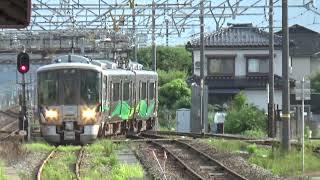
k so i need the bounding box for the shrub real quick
[242,129,267,138]
[224,91,267,134]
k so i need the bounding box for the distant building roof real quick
[186,23,282,49]
[276,24,320,57]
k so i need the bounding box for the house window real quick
[247,58,269,73]
[207,58,234,75]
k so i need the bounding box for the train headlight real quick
[45,109,58,119]
[82,108,96,121]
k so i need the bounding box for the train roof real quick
[134,70,158,76]
[37,62,102,73]
[36,55,157,77]
[103,69,135,76]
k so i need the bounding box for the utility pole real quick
[132,3,137,62]
[301,77,305,175]
[166,19,169,46]
[268,0,275,138]
[152,0,156,71]
[282,0,291,151]
[200,0,205,133]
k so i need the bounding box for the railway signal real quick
[17,52,30,74]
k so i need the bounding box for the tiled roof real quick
[186,23,282,48]
[276,24,320,56]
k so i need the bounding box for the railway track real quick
[36,146,84,180]
[0,110,19,119]
[132,133,247,180]
[0,109,19,141]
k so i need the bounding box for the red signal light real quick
[17,52,29,74]
[19,65,27,73]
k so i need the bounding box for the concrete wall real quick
[193,49,282,77]
[244,90,282,111]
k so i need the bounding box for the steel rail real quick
[0,129,19,141]
[174,140,248,180]
[36,148,56,180]
[150,140,204,180]
[76,147,84,180]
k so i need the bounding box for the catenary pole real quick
[282,0,291,151]
[268,0,275,138]
[200,0,205,133]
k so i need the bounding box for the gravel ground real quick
[132,143,194,180]
[0,141,48,180]
[189,140,284,180]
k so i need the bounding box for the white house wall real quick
[244,90,282,111]
[193,49,282,77]
[290,57,310,81]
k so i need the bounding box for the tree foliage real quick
[157,69,187,86]
[137,46,192,74]
[224,91,267,134]
[159,78,191,109]
[310,71,320,92]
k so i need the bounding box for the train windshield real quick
[38,69,100,106]
[38,71,58,105]
[80,70,100,105]
[62,69,78,105]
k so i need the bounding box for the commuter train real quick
[37,55,157,144]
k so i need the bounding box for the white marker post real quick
[295,77,310,177]
[301,77,305,176]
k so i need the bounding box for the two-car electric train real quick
[37,55,157,144]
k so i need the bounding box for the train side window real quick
[149,82,155,100]
[141,82,147,100]
[113,83,120,101]
[123,82,130,101]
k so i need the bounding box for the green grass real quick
[82,139,118,180]
[110,163,144,180]
[249,149,320,175]
[82,140,144,180]
[23,142,54,152]
[42,152,77,180]
[0,162,8,180]
[57,145,81,152]
[242,129,267,139]
[204,138,250,152]
[203,138,320,176]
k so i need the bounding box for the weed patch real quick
[23,142,54,152]
[203,138,320,176]
[0,162,8,180]
[42,152,77,180]
[110,163,144,180]
[204,138,249,152]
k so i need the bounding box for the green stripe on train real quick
[111,100,156,121]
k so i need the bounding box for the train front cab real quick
[37,65,102,144]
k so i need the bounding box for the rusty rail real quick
[36,149,56,180]
[76,147,84,180]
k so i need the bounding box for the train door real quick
[139,80,148,118]
[102,76,108,117]
[147,81,156,117]
[122,80,130,120]
[111,79,121,120]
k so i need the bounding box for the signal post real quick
[16,51,30,140]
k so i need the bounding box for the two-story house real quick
[276,24,320,81]
[186,23,283,111]
[277,24,320,136]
